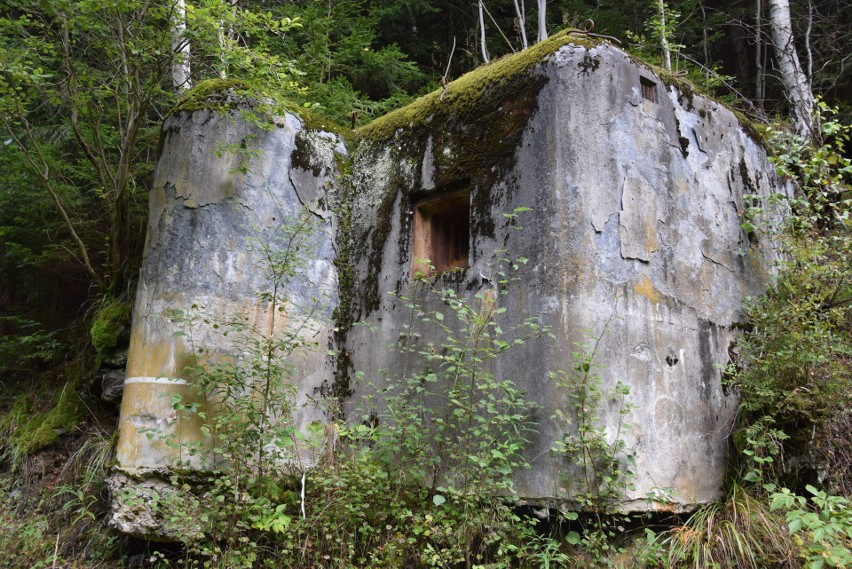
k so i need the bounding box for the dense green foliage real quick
[732,105,851,487]
[0,0,851,567]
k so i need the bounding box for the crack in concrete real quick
[288,169,339,256]
[691,128,708,155]
[288,170,332,222]
[701,250,735,274]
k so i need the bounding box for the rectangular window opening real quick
[640,77,658,103]
[412,190,471,277]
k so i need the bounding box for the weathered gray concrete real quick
[117,109,342,471]
[111,109,342,535]
[342,41,788,511]
[113,38,790,537]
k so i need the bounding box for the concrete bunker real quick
[111,36,790,537]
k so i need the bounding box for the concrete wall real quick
[343,43,788,511]
[115,110,342,476]
[113,40,790,537]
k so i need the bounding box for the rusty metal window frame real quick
[411,189,471,277]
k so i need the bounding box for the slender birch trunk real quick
[805,0,813,90]
[755,0,765,105]
[768,0,816,138]
[171,0,191,91]
[478,1,489,63]
[536,0,547,42]
[513,0,528,49]
[698,0,709,67]
[658,0,672,71]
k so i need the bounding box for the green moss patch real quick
[0,381,84,460]
[357,29,599,144]
[90,299,131,359]
[171,78,253,114]
[172,79,348,137]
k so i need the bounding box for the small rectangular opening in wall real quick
[412,190,470,277]
[640,77,657,103]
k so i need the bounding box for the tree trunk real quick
[478,1,489,63]
[658,0,672,71]
[536,0,547,42]
[513,0,528,49]
[767,0,816,138]
[698,0,709,68]
[171,0,191,91]
[755,0,765,105]
[805,0,813,89]
[0,278,12,338]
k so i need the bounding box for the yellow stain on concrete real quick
[645,218,658,256]
[126,329,188,379]
[118,325,206,470]
[116,380,209,470]
[634,275,661,305]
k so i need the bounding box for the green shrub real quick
[767,484,852,568]
[731,105,852,483]
[0,317,67,373]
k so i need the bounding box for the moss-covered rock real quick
[0,375,85,460]
[90,299,131,360]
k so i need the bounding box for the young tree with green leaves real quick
[0,0,301,293]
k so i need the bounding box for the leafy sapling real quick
[551,306,638,561]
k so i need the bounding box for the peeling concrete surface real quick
[343,43,789,511]
[114,41,790,538]
[113,110,342,537]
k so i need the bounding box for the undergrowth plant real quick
[721,103,852,567]
[659,483,794,569]
[0,316,67,373]
[338,244,552,567]
[141,204,331,568]
[0,426,118,568]
[222,209,586,568]
[766,484,852,568]
[551,309,638,565]
[732,103,851,483]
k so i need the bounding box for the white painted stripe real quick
[124,376,188,385]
